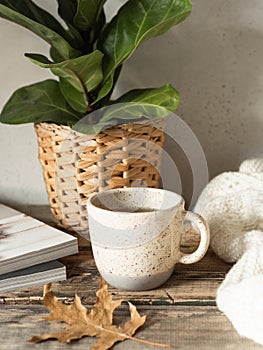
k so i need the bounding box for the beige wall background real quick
[0,0,262,206]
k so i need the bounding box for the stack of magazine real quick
[0,204,79,292]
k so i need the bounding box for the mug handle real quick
[179,211,210,264]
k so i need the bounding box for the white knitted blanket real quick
[194,159,263,345]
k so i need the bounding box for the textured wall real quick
[0,0,262,205]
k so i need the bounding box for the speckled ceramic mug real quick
[87,188,210,291]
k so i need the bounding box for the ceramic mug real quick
[87,187,210,290]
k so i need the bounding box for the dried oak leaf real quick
[29,279,168,349]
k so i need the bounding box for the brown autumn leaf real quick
[29,279,169,349]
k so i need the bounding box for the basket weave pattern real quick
[35,122,165,235]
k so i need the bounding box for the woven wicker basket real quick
[35,121,165,237]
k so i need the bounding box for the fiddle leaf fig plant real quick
[0,0,192,133]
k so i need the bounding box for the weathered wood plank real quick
[1,205,258,349]
[0,274,222,306]
[1,205,232,306]
[0,304,261,350]
[1,248,230,306]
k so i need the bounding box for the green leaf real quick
[114,84,180,112]
[92,64,122,107]
[59,77,88,113]
[66,22,86,50]
[26,51,103,92]
[26,51,104,111]
[89,8,106,48]
[100,103,171,124]
[0,4,80,60]
[0,0,71,40]
[73,102,171,135]
[74,0,106,31]
[57,0,77,25]
[97,0,192,101]
[56,1,85,52]
[0,80,80,125]
[73,117,115,135]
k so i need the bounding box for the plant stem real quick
[127,334,170,348]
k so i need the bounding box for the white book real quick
[0,260,66,292]
[0,204,79,275]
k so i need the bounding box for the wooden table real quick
[1,206,262,350]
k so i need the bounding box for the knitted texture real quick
[194,159,263,345]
